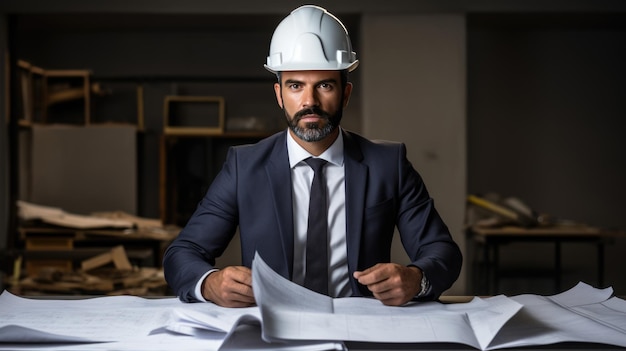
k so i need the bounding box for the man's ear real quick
[274,82,283,108]
[343,82,353,108]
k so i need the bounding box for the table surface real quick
[9,298,625,351]
[12,294,625,350]
[470,224,620,236]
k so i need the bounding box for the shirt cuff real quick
[194,269,219,302]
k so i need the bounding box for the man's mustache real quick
[293,107,330,122]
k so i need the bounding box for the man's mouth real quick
[300,114,323,122]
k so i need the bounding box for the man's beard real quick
[285,106,342,142]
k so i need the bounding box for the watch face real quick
[417,272,428,297]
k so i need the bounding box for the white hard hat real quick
[264,5,359,73]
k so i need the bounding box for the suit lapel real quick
[342,131,366,276]
[265,132,295,279]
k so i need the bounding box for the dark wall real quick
[467,14,626,294]
[468,14,626,229]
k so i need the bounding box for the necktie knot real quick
[304,157,328,173]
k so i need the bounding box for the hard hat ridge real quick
[292,33,328,65]
[264,5,359,73]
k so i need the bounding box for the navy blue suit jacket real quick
[163,130,462,302]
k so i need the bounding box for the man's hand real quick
[202,266,256,307]
[353,263,422,306]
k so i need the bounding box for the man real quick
[163,5,462,307]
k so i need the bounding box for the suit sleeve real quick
[162,147,240,302]
[394,144,463,300]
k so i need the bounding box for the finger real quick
[354,263,380,275]
[227,289,256,307]
[366,277,393,295]
[229,266,253,288]
[229,279,255,302]
[204,267,256,307]
[224,267,255,302]
[354,264,388,286]
[369,282,408,306]
[214,281,255,307]
[377,294,405,306]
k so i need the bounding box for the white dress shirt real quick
[287,129,351,297]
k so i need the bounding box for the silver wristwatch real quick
[417,272,429,298]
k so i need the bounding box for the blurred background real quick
[0,0,625,297]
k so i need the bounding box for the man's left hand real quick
[353,263,422,306]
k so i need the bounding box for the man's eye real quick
[288,83,300,89]
[319,83,332,90]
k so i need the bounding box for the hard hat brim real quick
[264,60,359,74]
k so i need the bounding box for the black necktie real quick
[303,157,329,295]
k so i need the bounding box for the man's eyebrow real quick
[284,78,303,85]
[317,78,339,85]
[283,78,338,85]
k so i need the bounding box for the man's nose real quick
[301,87,319,108]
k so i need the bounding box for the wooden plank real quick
[111,245,132,270]
[81,245,133,271]
[26,237,73,250]
[81,251,112,272]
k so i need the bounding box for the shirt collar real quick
[286,128,344,168]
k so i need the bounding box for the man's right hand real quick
[202,266,256,307]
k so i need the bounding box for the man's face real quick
[274,70,352,142]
